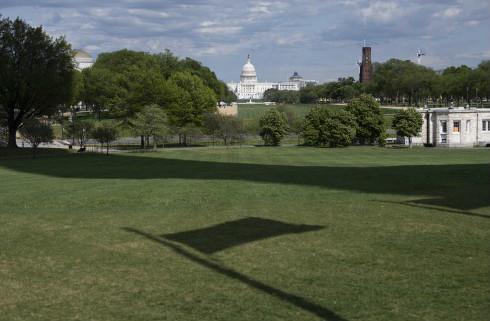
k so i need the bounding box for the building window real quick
[440,121,447,143]
[483,120,490,132]
[466,120,471,133]
[453,121,460,134]
[440,121,447,133]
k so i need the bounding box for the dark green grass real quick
[1,147,489,321]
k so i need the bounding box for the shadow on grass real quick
[162,217,324,254]
[374,200,490,220]
[0,152,489,212]
[124,222,347,321]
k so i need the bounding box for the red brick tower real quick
[359,47,373,83]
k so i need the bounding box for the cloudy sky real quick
[1,0,489,82]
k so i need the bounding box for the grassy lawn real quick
[238,103,399,129]
[0,146,489,321]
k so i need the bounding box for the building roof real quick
[74,49,92,60]
[241,55,257,77]
[417,107,490,113]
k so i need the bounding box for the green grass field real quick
[238,103,399,129]
[1,147,489,321]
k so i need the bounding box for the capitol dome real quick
[73,49,94,70]
[240,55,257,83]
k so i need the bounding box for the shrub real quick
[259,108,288,146]
[19,119,54,158]
[302,107,356,147]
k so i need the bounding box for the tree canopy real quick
[0,17,75,148]
[392,108,423,147]
[259,108,288,146]
[302,107,356,147]
[345,94,385,144]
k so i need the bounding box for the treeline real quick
[0,16,239,148]
[263,77,362,104]
[367,59,490,106]
[77,49,237,146]
[264,59,490,106]
[257,94,422,147]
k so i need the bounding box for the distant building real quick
[410,107,490,147]
[73,49,94,70]
[359,47,373,83]
[227,55,318,100]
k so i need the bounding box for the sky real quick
[1,0,489,83]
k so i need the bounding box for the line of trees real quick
[367,59,490,106]
[268,60,490,107]
[258,94,423,148]
[0,17,237,149]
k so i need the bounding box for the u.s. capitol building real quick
[227,55,317,100]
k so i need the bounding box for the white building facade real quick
[227,56,317,100]
[412,107,490,147]
[74,49,94,70]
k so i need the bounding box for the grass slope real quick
[0,147,489,321]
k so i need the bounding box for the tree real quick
[392,108,423,148]
[131,105,167,150]
[81,68,126,120]
[91,122,118,155]
[263,89,300,104]
[166,72,217,145]
[0,17,75,148]
[19,119,54,158]
[203,113,243,145]
[66,120,93,147]
[259,108,288,146]
[345,94,385,145]
[302,107,356,147]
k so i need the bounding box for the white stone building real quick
[74,49,94,70]
[411,107,490,147]
[227,55,317,100]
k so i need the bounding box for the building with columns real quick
[411,107,490,147]
[227,55,317,100]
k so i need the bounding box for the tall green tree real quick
[259,108,288,146]
[81,68,126,119]
[166,72,216,144]
[0,17,74,148]
[345,94,385,145]
[392,108,423,148]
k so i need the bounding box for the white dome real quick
[240,55,257,83]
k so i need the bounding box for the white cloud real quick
[465,20,480,26]
[433,6,461,18]
[196,26,242,34]
[359,1,404,23]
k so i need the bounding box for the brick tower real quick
[359,46,373,83]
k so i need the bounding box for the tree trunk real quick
[408,136,412,148]
[140,135,145,149]
[153,135,157,150]
[106,143,109,155]
[7,124,18,148]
